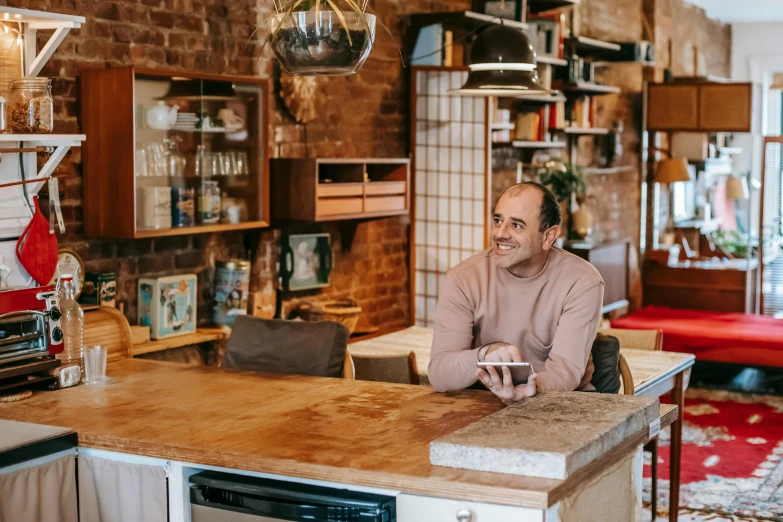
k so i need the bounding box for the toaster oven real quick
[0,286,63,365]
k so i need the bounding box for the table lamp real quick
[725,175,750,201]
[654,158,692,245]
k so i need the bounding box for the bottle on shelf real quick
[56,274,84,378]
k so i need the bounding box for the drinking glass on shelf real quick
[212,152,225,176]
[222,152,233,176]
[239,151,250,175]
[144,142,166,177]
[135,149,148,177]
[229,152,240,177]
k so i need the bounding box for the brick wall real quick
[8,0,729,326]
[7,0,468,331]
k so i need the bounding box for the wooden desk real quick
[349,327,696,522]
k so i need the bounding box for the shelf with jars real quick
[0,7,86,241]
[81,67,270,239]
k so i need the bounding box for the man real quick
[428,182,604,404]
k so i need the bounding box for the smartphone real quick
[477,361,533,385]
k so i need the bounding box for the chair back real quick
[221,316,350,378]
[599,328,663,351]
[83,307,132,363]
[618,353,635,395]
[351,352,419,385]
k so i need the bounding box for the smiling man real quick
[428,182,604,403]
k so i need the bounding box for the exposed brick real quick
[176,251,206,269]
[138,254,175,275]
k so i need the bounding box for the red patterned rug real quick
[643,389,783,521]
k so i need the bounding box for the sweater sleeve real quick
[428,270,480,392]
[536,279,604,392]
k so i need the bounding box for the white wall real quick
[731,23,783,231]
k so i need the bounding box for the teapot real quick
[146,101,179,130]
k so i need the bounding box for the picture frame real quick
[280,233,333,292]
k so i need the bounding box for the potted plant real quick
[535,160,587,239]
[267,0,377,76]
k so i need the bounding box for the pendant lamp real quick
[450,23,548,97]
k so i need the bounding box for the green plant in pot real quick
[266,0,379,76]
[535,160,587,240]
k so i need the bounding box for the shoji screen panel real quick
[411,67,489,327]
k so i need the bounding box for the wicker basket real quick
[296,298,362,334]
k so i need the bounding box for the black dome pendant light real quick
[451,22,549,97]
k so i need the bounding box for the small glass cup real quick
[83,345,116,385]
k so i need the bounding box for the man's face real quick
[490,188,546,270]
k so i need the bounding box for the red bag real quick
[16,196,58,285]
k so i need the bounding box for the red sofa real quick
[611,306,783,368]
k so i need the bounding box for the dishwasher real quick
[189,470,396,521]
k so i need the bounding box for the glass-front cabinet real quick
[81,67,269,238]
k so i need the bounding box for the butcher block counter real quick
[0,359,672,522]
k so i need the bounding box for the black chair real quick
[221,316,350,378]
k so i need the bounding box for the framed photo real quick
[281,233,333,292]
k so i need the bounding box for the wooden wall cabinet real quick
[270,158,410,222]
[81,66,270,239]
[647,82,753,132]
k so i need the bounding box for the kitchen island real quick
[0,359,671,522]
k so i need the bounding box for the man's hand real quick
[480,342,523,363]
[475,365,537,405]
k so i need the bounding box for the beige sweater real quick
[428,247,604,392]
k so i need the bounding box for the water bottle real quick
[56,274,84,375]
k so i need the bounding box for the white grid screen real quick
[413,69,488,327]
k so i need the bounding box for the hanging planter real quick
[268,0,377,76]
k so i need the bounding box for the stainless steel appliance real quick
[0,286,63,364]
[189,471,395,522]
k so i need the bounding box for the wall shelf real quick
[553,127,609,135]
[490,123,516,130]
[1,6,85,78]
[582,165,634,175]
[0,7,86,243]
[512,141,568,149]
[271,158,410,223]
[566,35,622,57]
[537,56,569,67]
[555,81,621,95]
[0,134,85,145]
[515,93,567,104]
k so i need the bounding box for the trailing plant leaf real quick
[325,0,353,46]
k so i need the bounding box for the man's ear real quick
[542,225,561,250]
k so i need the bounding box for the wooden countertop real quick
[0,359,672,509]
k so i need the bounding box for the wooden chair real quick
[83,307,132,363]
[599,327,663,351]
[610,329,662,518]
[342,352,355,380]
[350,352,420,385]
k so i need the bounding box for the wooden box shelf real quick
[271,158,410,222]
[81,66,270,239]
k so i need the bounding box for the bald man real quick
[428,182,604,404]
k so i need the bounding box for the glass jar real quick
[198,180,220,224]
[213,259,251,326]
[8,78,54,133]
